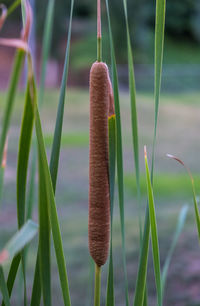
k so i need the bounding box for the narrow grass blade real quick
[122,0,140,205]
[0,220,38,266]
[161,205,188,300]
[27,0,55,221]
[133,209,150,306]
[108,115,116,225]
[1,255,21,306]
[35,103,71,306]
[26,144,37,220]
[38,0,55,106]
[167,154,200,241]
[30,1,74,303]
[144,147,162,306]
[152,0,166,175]
[27,55,71,305]
[27,1,56,301]
[50,0,74,191]
[0,50,25,305]
[17,82,34,228]
[121,2,147,303]
[30,254,41,306]
[16,74,35,306]
[133,2,166,305]
[7,0,21,17]
[106,114,116,306]
[20,75,51,306]
[26,0,55,224]
[0,268,11,306]
[105,1,129,305]
[38,153,51,306]
[0,50,24,165]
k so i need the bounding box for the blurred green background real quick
[2,0,200,91]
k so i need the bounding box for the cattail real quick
[89,61,111,267]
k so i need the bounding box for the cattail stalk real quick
[89,61,110,266]
[97,0,102,62]
[89,61,114,306]
[89,1,115,305]
[94,265,101,306]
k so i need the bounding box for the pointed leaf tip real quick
[166,154,185,166]
[167,153,194,184]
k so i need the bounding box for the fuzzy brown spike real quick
[89,61,110,267]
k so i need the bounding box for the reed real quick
[89,61,110,268]
[0,0,195,305]
[88,1,115,305]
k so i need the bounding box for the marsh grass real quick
[0,0,197,305]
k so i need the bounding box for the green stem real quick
[0,50,24,165]
[97,0,102,62]
[0,267,11,306]
[94,264,101,306]
[7,0,21,17]
[97,37,102,62]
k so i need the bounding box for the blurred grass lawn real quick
[0,89,200,305]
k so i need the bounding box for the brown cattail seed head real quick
[89,61,110,267]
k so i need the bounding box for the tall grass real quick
[0,0,196,305]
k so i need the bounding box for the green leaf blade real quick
[106,115,116,306]
[38,152,52,306]
[133,1,166,304]
[161,205,188,298]
[50,0,74,191]
[0,50,24,165]
[0,268,11,306]
[33,86,71,306]
[105,1,129,305]
[17,84,34,228]
[152,0,166,175]
[0,220,38,266]
[38,0,55,107]
[144,149,162,306]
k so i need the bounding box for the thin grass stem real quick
[0,267,11,306]
[7,0,21,17]
[97,0,102,62]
